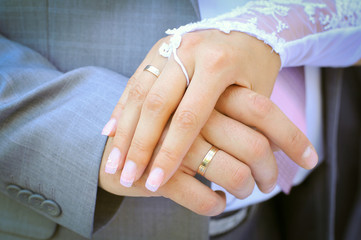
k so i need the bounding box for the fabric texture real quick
[0,33,128,238]
[0,0,203,239]
[0,192,56,239]
[165,0,361,68]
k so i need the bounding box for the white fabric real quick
[169,0,361,68]
[193,0,361,211]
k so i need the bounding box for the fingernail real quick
[302,146,318,169]
[120,160,137,187]
[145,167,164,192]
[105,147,121,174]
[101,118,116,136]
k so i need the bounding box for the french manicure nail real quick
[120,160,137,187]
[302,146,318,169]
[105,147,121,174]
[145,167,164,192]
[101,118,116,136]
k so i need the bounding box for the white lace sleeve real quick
[161,0,361,74]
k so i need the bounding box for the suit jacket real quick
[0,1,360,240]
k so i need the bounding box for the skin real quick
[99,30,320,215]
[99,85,316,215]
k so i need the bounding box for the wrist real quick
[230,30,281,97]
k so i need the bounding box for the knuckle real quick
[181,33,203,51]
[114,126,129,143]
[114,101,125,112]
[112,136,128,151]
[249,93,273,119]
[158,146,180,166]
[203,47,229,70]
[143,92,167,113]
[174,110,198,131]
[197,195,219,216]
[287,129,303,148]
[249,135,270,161]
[131,138,151,154]
[228,166,249,193]
[128,81,147,102]
[227,85,242,99]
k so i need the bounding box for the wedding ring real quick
[144,65,160,78]
[197,146,219,176]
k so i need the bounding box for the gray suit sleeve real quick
[0,34,127,238]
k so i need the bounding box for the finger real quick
[104,57,166,175]
[201,110,277,193]
[159,172,227,216]
[101,75,138,137]
[216,86,318,170]
[145,69,228,192]
[101,138,226,216]
[101,39,165,137]
[121,60,187,187]
[181,135,255,199]
[99,137,161,197]
[148,121,255,198]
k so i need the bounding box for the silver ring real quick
[144,65,160,78]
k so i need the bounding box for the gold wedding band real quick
[197,146,219,176]
[144,65,160,78]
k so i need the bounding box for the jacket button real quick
[17,189,33,204]
[6,185,21,198]
[29,194,45,209]
[41,200,61,217]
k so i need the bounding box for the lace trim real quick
[159,0,361,81]
[321,0,361,30]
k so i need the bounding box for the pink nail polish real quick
[120,160,137,187]
[105,147,121,174]
[145,167,164,192]
[101,118,116,136]
[302,146,318,169]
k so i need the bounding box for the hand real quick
[100,84,318,215]
[102,30,318,193]
[100,114,257,216]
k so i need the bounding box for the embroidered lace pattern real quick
[159,0,361,79]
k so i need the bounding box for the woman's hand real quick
[102,30,318,193]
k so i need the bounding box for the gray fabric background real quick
[0,0,208,239]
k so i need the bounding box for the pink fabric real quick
[270,67,306,194]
